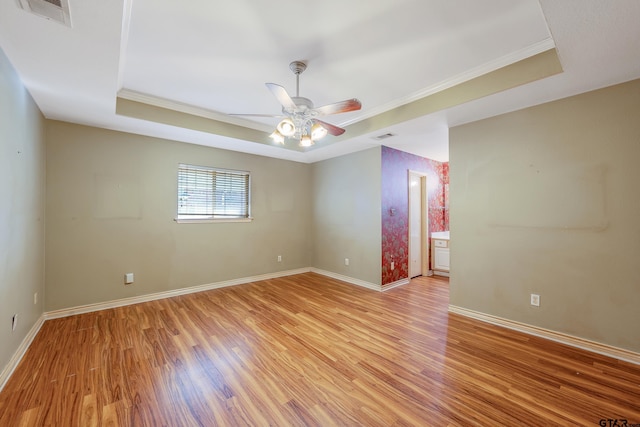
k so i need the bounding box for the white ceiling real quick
[1,0,639,163]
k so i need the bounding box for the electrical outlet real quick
[530,293,540,307]
[12,314,17,331]
[34,292,38,305]
[277,255,282,262]
[124,273,134,285]
[391,261,395,271]
[345,258,349,266]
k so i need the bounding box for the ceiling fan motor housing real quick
[290,97,314,111]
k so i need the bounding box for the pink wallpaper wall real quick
[381,146,449,285]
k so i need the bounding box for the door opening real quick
[408,171,428,279]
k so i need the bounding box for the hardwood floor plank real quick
[17,407,39,427]
[1,273,639,426]
[80,394,98,427]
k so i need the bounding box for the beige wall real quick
[45,122,312,311]
[449,78,640,352]
[312,148,382,285]
[0,49,46,373]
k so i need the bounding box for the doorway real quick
[408,171,428,278]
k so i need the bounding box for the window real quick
[177,163,251,222]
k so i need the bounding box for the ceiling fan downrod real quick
[289,61,307,98]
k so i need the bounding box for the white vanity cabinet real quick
[431,232,450,276]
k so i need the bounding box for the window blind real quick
[178,164,250,219]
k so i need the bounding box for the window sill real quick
[174,217,254,224]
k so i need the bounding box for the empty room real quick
[1,0,639,425]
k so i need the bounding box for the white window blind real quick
[177,164,251,220]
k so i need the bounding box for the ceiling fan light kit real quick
[269,130,285,144]
[276,118,296,137]
[311,122,328,140]
[299,134,313,147]
[237,61,362,148]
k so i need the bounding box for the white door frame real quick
[408,170,429,278]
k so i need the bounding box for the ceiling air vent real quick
[17,0,72,27]
[372,133,396,141]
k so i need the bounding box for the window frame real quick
[175,163,253,223]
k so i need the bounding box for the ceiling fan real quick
[232,61,362,147]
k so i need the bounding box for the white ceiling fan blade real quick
[314,99,362,116]
[266,83,297,111]
[314,119,346,136]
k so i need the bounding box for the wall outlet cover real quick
[531,293,540,307]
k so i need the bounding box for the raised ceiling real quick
[1,1,639,163]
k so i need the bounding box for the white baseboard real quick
[44,267,384,320]
[381,278,410,291]
[44,268,312,320]
[45,268,383,321]
[0,314,45,392]
[310,269,410,292]
[1,268,388,392]
[433,271,450,277]
[448,305,640,366]
[310,268,381,291]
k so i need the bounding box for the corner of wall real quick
[0,46,47,385]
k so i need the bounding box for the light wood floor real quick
[1,273,639,426]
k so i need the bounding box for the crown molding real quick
[117,89,274,133]
[118,39,556,136]
[340,38,557,127]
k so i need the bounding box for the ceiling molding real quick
[340,38,556,127]
[117,89,273,133]
[119,38,556,137]
[116,0,134,91]
[115,97,273,144]
[331,48,563,145]
[115,47,563,158]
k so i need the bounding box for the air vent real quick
[17,0,72,27]
[372,133,396,141]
